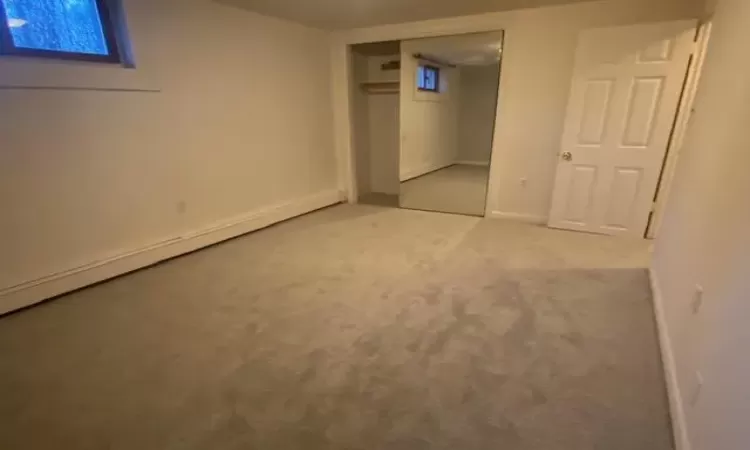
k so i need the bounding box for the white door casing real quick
[548,21,696,236]
[648,21,713,239]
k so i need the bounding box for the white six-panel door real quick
[548,21,696,236]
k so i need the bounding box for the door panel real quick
[578,79,614,145]
[548,20,696,236]
[604,167,643,229]
[565,165,597,224]
[638,39,674,63]
[622,77,664,147]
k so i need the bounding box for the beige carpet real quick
[0,205,671,450]
[401,164,490,216]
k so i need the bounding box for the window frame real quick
[0,0,122,64]
[417,64,440,93]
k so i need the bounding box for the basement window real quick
[0,0,123,63]
[417,65,440,93]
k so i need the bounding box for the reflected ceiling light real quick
[487,42,503,54]
[8,18,27,28]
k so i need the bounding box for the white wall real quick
[400,38,461,181]
[352,51,373,195]
[457,64,500,165]
[652,1,750,449]
[704,0,719,15]
[365,55,401,194]
[334,0,704,220]
[0,0,337,313]
[368,93,401,194]
[351,52,400,195]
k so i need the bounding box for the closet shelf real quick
[360,81,400,94]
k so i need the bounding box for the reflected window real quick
[417,65,440,92]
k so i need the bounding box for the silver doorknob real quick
[561,151,573,162]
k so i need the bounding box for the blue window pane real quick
[417,66,439,92]
[2,0,109,55]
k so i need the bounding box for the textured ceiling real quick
[353,32,505,66]
[216,0,598,29]
[409,32,506,66]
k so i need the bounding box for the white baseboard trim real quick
[0,190,343,315]
[455,160,490,167]
[400,161,454,182]
[649,268,691,450]
[488,211,547,224]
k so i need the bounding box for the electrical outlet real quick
[692,284,704,314]
[690,371,704,406]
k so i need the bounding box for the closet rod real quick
[413,53,456,68]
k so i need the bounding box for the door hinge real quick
[651,201,658,213]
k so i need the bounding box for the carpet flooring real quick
[400,164,490,216]
[0,204,671,450]
[358,192,400,208]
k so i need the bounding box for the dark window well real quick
[417,65,440,93]
[0,0,122,63]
